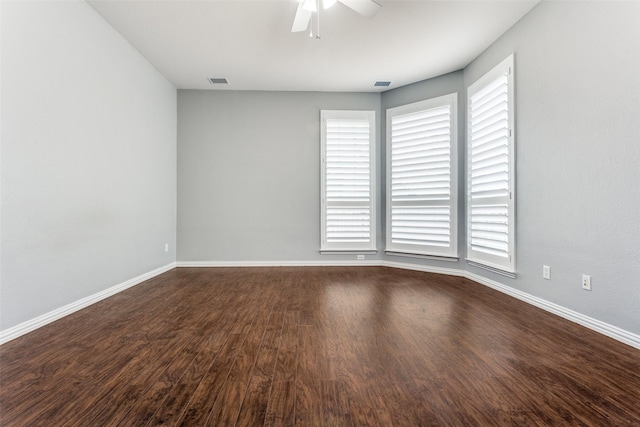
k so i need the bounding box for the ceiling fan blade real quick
[291,2,312,32]
[338,0,381,19]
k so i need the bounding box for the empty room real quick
[1,0,639,425]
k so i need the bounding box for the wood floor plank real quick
[1,266,639,426]
[110,314,233,427]
[263,380,296,427]
[0,289,178,421]
[263,309,299,426]
[272,310,299,383]
[172,332,246,427]
[204,300,276,426]
[75,308,227,426]
[235,309,286,426]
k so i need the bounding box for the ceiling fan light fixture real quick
[323,0,337,9]
[302,0,317,13]
[291,0,381,34]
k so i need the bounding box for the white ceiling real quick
[88,0,539,92]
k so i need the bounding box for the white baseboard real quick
[176,260,382,267]
[0,262,177,345]
[177,260,464,277]
[3,260,638,351]
[382,260,466,278]
[464,271,640,350]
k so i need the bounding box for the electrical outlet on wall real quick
[543,265,551,280]
[582,274,591,291]
[165,243,169,253]
[357,255,365,260]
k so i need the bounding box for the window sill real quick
[320,250,378,255]
[385,251,458,262]
[466,259,516,279]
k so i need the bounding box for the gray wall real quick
[1,1,177,330]
[177,90,381,262]
[460,1,640,334]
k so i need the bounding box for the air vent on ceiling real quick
[374,81,391,87]
[208,78,229,85]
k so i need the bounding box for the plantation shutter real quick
[321,111,376,251]
[467,54,516,273]
[386,94,457,258]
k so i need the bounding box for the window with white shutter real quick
[466,54,516,274]
[386,94,458,258]
[321,110,376,252]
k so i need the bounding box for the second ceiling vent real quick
[208,78,229,85]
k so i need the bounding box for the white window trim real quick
[385,93,458,259]
[320,110,376,252]
[466,54,516,274]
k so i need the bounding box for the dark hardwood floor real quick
[1,266,639,426]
